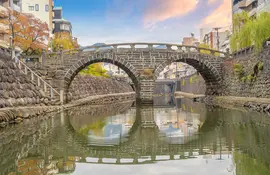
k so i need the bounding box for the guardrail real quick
[41,43,230,58]
[14,57,64,104]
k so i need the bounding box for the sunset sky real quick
[55,0,232,46]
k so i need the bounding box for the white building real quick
[102,63,128,78]
[21,0,54,31]
[158,63,197,80]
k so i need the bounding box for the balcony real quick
[238,0,257,8]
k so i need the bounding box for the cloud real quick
[143,0,198,28]
[208,0,218,4]
[199,0,232,28]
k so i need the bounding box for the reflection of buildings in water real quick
[10,156,77,175]
[154,108,201,140]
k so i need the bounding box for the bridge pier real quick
[138,79,154,104]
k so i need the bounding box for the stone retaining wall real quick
[68,74,134,101]
[222,47,270,98]
[0,51,54,108]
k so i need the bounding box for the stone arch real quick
[154,53,223,95]
[63,56,140,101]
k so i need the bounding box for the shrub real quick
[233,64,245,79]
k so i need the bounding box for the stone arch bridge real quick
[38,43,230,104]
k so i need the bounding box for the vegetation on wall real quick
[230,11,270,53]
[233,64,245,79]
[233,62,264,83]
[80,63,110,78]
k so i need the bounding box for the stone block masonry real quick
[0,50,54,108]
[68,74,134,101]
[222,47,270,98]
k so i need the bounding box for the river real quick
[1,97,270,175]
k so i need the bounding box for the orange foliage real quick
[0,9,49,55]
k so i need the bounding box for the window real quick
[60,24,70,31]
[35,4,39,11]
[29,6,34,11]
[45,4,49,12]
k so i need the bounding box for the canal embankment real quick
[0,92,135,127]
[204,95,270,114]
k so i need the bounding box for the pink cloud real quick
[208,0,218,4]
[200,0,232,28]
[143,0,198,28]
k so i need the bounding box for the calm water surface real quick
[1,97,270,175]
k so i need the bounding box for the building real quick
[199,28,212,42]
[202,30,230,50]
[52,6,72,34]
[158,63,197,80]
[0,0,22,49]
[102,63,128,78]
[182,33,199,46]
[232,0,270,17]
[21,0,54,31]
[0,0,21,12]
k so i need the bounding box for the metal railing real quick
[14,57,64,104]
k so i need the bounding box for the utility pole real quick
[213,27,221,51]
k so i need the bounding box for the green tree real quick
[230,12,270,53]
[80,63,110,78]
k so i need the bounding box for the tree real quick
[0,9,50,55]
[80,63,110,78]
[230,11,270,53]
[51,32,79,51]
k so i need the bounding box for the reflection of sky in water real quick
[87,110,136,145]
[74,154,235,175]
[87,108,202,145]
[155,109,201,138]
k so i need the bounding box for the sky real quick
[54,0,232,46]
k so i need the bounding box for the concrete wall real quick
[222,47,270,98]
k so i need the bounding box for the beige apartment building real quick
[21,0,54,31]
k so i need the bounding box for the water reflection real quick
[1,98,270,175]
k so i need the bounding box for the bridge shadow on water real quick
[1,97,270,174]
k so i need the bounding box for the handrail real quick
[80,42,229,55]
[14,57,62,102]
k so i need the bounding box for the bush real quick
[258,62,264,71]
[233,64,245,79]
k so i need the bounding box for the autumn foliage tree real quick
[51,32,79,51]
[0,9,49,55]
